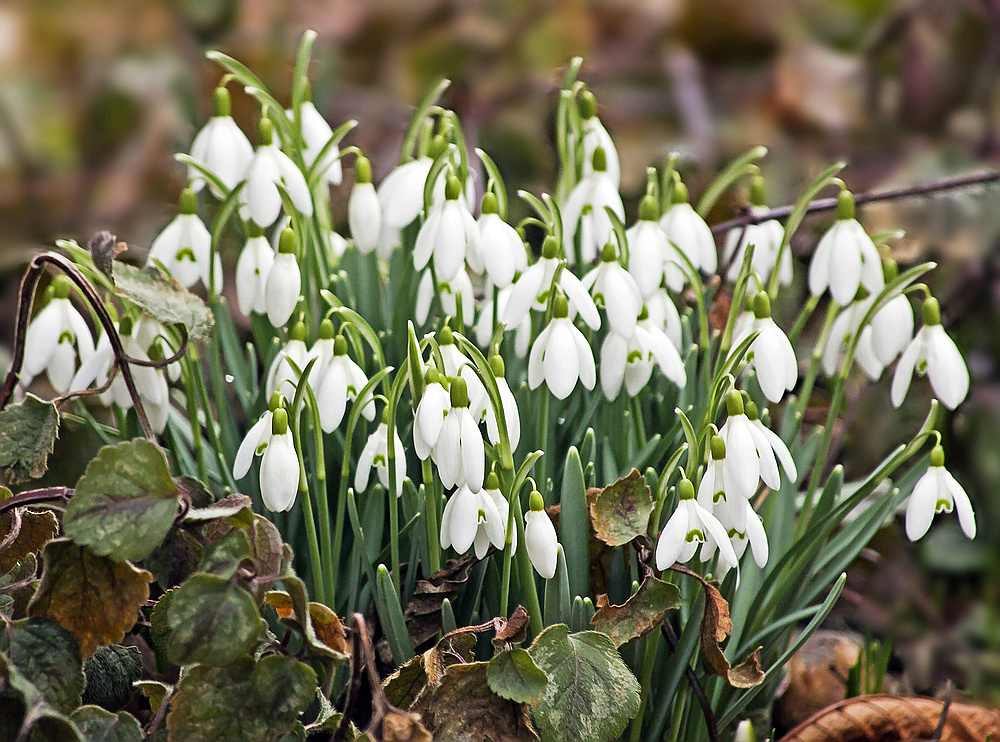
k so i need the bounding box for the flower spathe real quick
[239,118,313,227]
[891,297,969,410]
[524,490,558,579]
[905,446,975,541]
[147,189,220,291]
[23,277,95,394]
[356,414,406,498]
[808,190,884,306]
[656,478,738,572]
[528,294,596,400]
[188,86,254,197]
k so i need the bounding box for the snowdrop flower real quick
[258,408,299,512]
[265,228,301,328]
[745,400,797,485]
[239,118,313,228]
[718,391,797,501]
[23,276,95,393]
[415,267,474,327]
[234,222,274,316]
[561,147,624,265]
[476,284,532,358]
[377,151,434,232]
[528,293,596,400]
[659,180,718,277]
[348,156,381,254]
[286,91,342,186]
[413,368,451,460]
[723,177,786,285]
[600,306,686,400]
[525,490,558,579]
[414,175,481,278]
[265,321,310,398]
[478,355,521,453]
[187,86,253,197]
[478,193,528,288]
[581,243,643,339]
[905,446,975,541]
[578,91,620,188]
[821,295,884,380]
[432,377,485,491]
[656,478,738,572]
[355,411,406,498]
[891,297,969,410]
[141,342,172,435]
[315,331,375,433]
[232,392,282,481]
[147,189,220,291]
[481,472,515,555]
[504,236,600,330]
[872,294,913,367]
[808,190,883,306]
[645,290,683,350]
[732,292,797,403]
[627,196,670,298]
[440,481,506,559]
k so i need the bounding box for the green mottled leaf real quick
[528,625,640,742]
[70,705,143,742]
[0,394,59,485]
[590,576,680,647]
[487,648,548,706]
[82,644,143,711]
[64,440,181,562]
[588,469,653,547]
[113,262,213,340]
[166,573,263,666]
[4,618,85,713]
[28,539,152,659]
[166,656,316,741]
[0,553,38,618]
[0,651,83,742]
[0,495,59,574]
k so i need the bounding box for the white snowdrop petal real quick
[459,410,485,492]
[945,471,976,539]
[655,505,690,570]
[543,323,580,400]
[525,510,559,579]
[926,325,969,409]
[233,412,272,480]
[890,336,922,408]
[905,470,939,541]
[260,433,299,512]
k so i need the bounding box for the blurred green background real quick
[1,0,997,704]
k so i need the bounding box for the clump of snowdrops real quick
[0,31,984,742]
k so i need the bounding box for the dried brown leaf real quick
[590,575,680,647]
[402,555,474,649]
[588,469,654,547]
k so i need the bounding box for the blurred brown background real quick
[1,0,998,703]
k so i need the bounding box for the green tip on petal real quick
[212,86,231,117]
[678,478,695,500]
[600,242,616,262]
[118,314,134,337]
[553,294,569,319]
[485,471,500,491]
[258,117,274,147]
[245,220,264,239]
[179,188,198,216]
[355,156,372,184]
[489,354,505,378]
[711,435,726,461]
[752,291,771,320]
[529,490,545,512]
[639,194,659,221]
[481,192,499,215]
[671,181,689,206]
[449,376,469,408]
[271,408,289,435]
[591,147,607,173]
[930,445,945,468]
[638,305,649,321]
[438,325,454,345]
[445,175,462,201]
[749,174,767,208]
[725,389,745,416]
[883,257,898,282]
[52,275,72,300]
[148,340,164,362]
[579,90,597,120]
[268,391,285,412]
[278,228,297,255]
[541,235,559,259]
[318,319,335,340]
[289,321,307,342]
[836,189,855,221]
[922,297,941,326]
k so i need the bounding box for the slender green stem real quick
[290,409,326,605]
[182,359,208,483]
[512,493,543,636]
[788,293,821,344]
[535,391,550,498]
[631,631,660,742]
[498,467,518,619]
[189,346,239,492]
[304,389,335,605]
[422,458,441,574]
[793,301,840,426]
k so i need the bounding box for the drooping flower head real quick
[504,236,600,331]
[316,328,375,433]
[525,489,558,579]
[478,192,528,289]
[432,376,485,492]
[808,189,884,306]
[891,297,969,410]
[413,173,481,278]
[355,407,407,498]
[578,90,620,189]
[736,291,798,404]
[905,445,976,541]
[660,180,718,279]
[581,242,643,340]
[286,83,342,186]
[528,292,596,400]
[265,320,309,398]
[723,175,787,286]
[655,477,738,572]
[23,275,95,394]
[188,86,254,197]
[147,188,220,291]
[265,228,302,328]
[626,195,669,298]
[348,155,381,254]
[239,118,313,228]
[561,147,624,265]
[235,221,274,316]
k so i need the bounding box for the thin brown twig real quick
[710,170,1000,234]
[661,618,720,742]
[0,253,156,439]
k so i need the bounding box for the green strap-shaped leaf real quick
[560,447,590,601]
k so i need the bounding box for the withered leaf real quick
[0,499,59,574]
[402,555,474,649]
[727,646,764,688]
[28,538,152,659]
[0,395,59,486]
[493,605,530,650]
[588,469,654,547]
[383,654,427,709]
[590,575,681,647]
[89,231,127,283]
